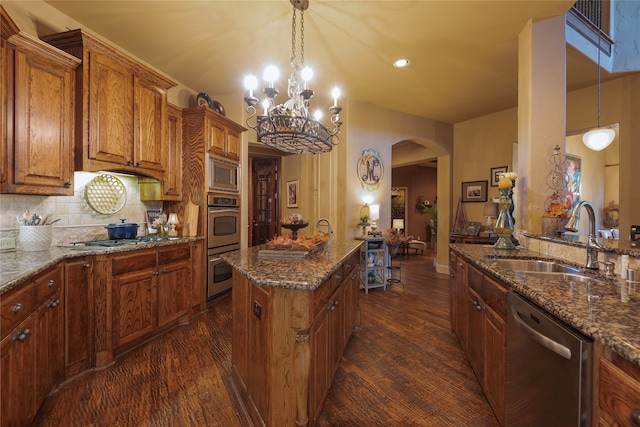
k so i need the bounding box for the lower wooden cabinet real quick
[157,259,190,327]
[598,347,640,426]
[112,267,156,348]
[63,257,93,378]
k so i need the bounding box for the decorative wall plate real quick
[85,174,127,214]
[357,149,383,190]
[196,92,212,108]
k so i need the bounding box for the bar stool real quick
[387,243,403,288]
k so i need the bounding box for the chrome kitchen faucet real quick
[564,200,607,270]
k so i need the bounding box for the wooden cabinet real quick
[63,257,94,378]
[232,249,360,427]
[162,103,183,201]
[183,106,245,163]
[0,265,63,427]
[450,252,508,426]
[1,8,80,195]
[598,347,640,426]
[41,29,176,182]
[110,244,191,352]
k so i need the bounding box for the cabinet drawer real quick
[599,355,640,426]
[111,251,157,275]
[312,279,332,318]
[158,244,190,265]
[482,275,508,319]
[35,266,63,304]
[1,283,36,338]
[468,264,484,293]
[343,251,359,274]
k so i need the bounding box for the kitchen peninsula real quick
[222,240,362,427]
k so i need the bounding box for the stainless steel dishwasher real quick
[505,292,593,427]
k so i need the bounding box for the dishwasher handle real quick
[510,304,572,360]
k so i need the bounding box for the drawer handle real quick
[161,268,167,273]
[49,299,60,308]
[48,279,55,287]
[631,409,640,426]
[135,162,142,167]
[457,262,463,267]
[83,263,90,268]
[351,274,357,280]
[345,263,352,269]
[12,303,24,313]
[127,160,134,165]
[334,274,342,280]
[153,271,159,276]
[64,181,72,187]
[473,300,484,311]
[13,329,31,342]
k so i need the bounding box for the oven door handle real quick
[209,256,223,263]
[209,209,240,214]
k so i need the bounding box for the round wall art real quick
[357,149,383,190]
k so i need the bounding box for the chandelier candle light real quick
[494,172,517,250]
[243,0,342,154]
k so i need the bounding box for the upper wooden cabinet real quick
[183,106,245,162]
[163,103,183,200]
[1,8,80,195]
[41,29,176,181]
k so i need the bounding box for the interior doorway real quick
[249,157,280,247]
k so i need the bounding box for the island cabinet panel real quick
[2,25,80,195]
[450,250,508,426]
[598,347,640,426]
[41,29,176,182]
[63,257,94,378]
[231,249,361,427]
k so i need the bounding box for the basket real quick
[19,225,53,252]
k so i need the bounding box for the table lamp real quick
[483,202,498,232]
[167,213,179,237]
[369,203,380,235]
[392,218,404,233]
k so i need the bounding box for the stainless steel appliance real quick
[207,194,240,299]
[505,292,593,427]
[209,155,240,194]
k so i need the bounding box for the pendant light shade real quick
[583,127,615,151]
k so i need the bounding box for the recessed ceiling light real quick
[393,59,410,68]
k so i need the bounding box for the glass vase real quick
[494,187,516,250]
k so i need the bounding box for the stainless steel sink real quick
[493,259,581,274]
[517,271,607,286]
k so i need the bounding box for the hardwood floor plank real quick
[34,250,498,427]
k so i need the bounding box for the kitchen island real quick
[222,240,362,427]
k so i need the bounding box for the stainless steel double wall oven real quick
[207,194,240,299]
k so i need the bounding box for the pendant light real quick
[583,32,614,151]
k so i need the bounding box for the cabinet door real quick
[310,306,330,424]
[163,103,182,200]
[134,77,166,171]
[157,260,190,327]
[1,316,36,427]
[9,43,75,195]
[343,268,359,344]
[112,269,156,348]
[483,304,506,426]
[88,51,134,166]
[226,130,240,160]
[207,120,227,156]
[64,258,93,377]
[454,258,468,350]
[34,292,63,409]
[466,287,484,381]
[329,284,346,377]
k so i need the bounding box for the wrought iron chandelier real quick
[243,0,342,154]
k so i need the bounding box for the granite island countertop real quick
[221,240,363,290]
[0,237,203,295]
[451,243,640,367]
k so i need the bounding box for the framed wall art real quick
[490,166,508,187]
[357,149,383,190]
[565,154,581,213]
[461,180,488,203]
[287,180,298,208]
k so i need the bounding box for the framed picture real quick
[490,166,508,187]
[146,209,164,234]
[287,180,298,208]
[461,180,488,203]
[565,154,581,213]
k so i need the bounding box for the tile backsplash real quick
[0,172,162,245]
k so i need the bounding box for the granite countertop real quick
[450,243,640,367]
[0,237,202,295]
[221,240,363,291]
[525,232,640,258]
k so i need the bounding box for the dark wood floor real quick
[34,250,498,427]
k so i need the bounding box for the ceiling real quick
[43,0,604,125]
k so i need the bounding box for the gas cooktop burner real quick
[72,235,172,247]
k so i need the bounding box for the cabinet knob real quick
[351,274,357,280]
[334,274,342,280]
[13,328,31,342]
[473,300,484,311]
[153,271,159,276]
[49,299,60,308]
[631,409,640,426]
[64,181,72,187]
[48,279,55,287]
[83,263,90,268]
[12,303,24,313]
[127,160,134,165]
[135,162,142,167]
[161,268,167,273]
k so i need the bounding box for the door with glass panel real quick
[250,157,280,247]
